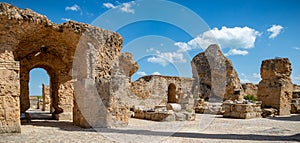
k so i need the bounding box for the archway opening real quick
[168,83,177,103]
[25,68,52,120]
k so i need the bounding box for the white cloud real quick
[292,46,300,50]
[152,72,161,75]
[146,48,155,52]
[65,4,80,11]
[225,49,249,56]
[267,25,283,39]
[120,2,135,14]
[61,18,71,21]
[174,26,261,55]
[103,3,116,9]
[240,72,261,83]
[175,42,191,52]
[147,51,186,66]
[252,73,260,79]
[136,71,146,76]
[147,56,168,66]
[102,1,135,14]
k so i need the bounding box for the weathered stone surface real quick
[0,61,20,133]
[293,90,300,98]
[242,83,258,97]
[293,84,300,91]
[0,2,128,132]
[29,96,40,109]
[191,44,243,101]
[42,84,50,111]
[166,103,181,112]
[194,98,225,114]
[291,98,300,114]
[117,52,138,80]
[257,58,293,116]
[261,108,278,118]
[222,102,262,119]
[129,75,194,111]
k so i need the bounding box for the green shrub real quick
[186,108,193,113]
[244,95,257,101]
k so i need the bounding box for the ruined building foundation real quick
[257,58,293,116]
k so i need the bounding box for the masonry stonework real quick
[257,58,293,116]
[0,2,127,132]
[191,44,243,101]
[42,84,50,111]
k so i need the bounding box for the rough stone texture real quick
[117,52,138,81]
[261,108,278,118]
[29,96,40,109]
[257,58,293,116]
[293,90,300,98]
[291,98,300,114]
[242,83,258,97]
[0,61,20,133]
[293,84,300,91]
[129,75,194,111]
[42,84,50,111]
[222,101,262,119]
[0,2,127,132]
[191,44,243,101]
[194,99,223,114]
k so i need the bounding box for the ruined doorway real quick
[168,83,177,103]
[26,68,52,120]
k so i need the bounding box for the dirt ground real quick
[1,114,299,143]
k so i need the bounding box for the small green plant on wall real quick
[186,108,193,113]
[244,95,257,101]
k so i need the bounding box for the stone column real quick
[257,58,293,116]
[53,80,74,121]
[0,56,21,133]
[42,84,50,111]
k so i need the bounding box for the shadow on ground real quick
[22,119,300,142]
[267,114,300,122]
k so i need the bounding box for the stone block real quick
[175,113,186,121]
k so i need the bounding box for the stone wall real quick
[191,44,243,101]
[128,75,194,111]
[0,61,20,133]
[257,58,293,116]
[222,101,262,119]
[0,2,128,132]
[293,84,300,91]
[242,83,258,97]
[42,84,50,111]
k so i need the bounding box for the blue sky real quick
[3,0,299,95]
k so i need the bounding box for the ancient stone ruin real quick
[257,58,293,116]
[191,44,243,101]
[0,2,299,134]
[0,3,127,133]
[242,83,258,98]
[222,100,262,119]
[42,84,50,111]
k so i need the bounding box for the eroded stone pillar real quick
[53,80,74,121]
[19,67,30,113]
[257,58,293,116]
[42,84,50,111]
[0,53,21,133]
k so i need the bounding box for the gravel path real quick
[1,114,299,143]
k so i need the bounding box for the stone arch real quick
[25,65,60,114]
[0,3,126,133]
[168,83,177,103]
